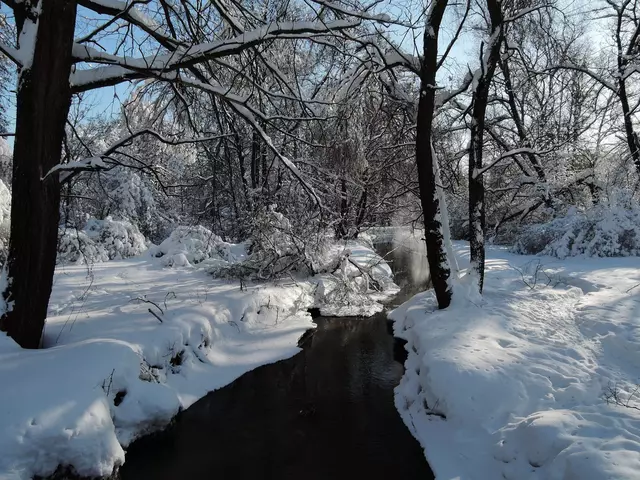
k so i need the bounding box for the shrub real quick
[149,225,237,267]
[513,192,640,258]
[58,217,148,264]
[213,205,327,280]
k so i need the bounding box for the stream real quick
[119,241,434,479]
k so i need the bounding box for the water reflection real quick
[120,313,432,479]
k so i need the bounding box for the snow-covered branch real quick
[0,41,22,67]
[545,63,617,92]
[70,19,360,91]
[77,0,182,48]
[473,147,551,178]
[46,129,231,183]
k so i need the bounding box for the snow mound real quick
[149,225,242,267]
[514,196,640,258]
[391,243,640,480]
[58,217,148,265]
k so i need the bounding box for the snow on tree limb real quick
[72,20,360,70]
[0,42,23,67]
[308,0,401,25]
[16,0,40,71]
[162,74,323,207]
[45,129,231,183]
[78,0,178,48]
[473,147,554,178]
[70,19,360,91]
[545,63,617,92]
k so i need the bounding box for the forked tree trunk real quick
[415,0,451,309]
[0,0,77,348]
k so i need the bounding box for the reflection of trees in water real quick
[304,316,402,404]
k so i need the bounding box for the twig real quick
[148,308,163,323]
[626,283,640,293]
[131,296,164,314]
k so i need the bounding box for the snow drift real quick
[0,235,396,479]
[1,256,316,479]
[391,243,640,479]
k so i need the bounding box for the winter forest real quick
[1,0,640,478]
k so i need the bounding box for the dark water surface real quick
[119,241,434,480]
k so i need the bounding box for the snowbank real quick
[0,257,315,479]
[151,225,397,316]
[391,243,640,479]
[0,236,396,479]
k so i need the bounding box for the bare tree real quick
[0,0,378,348]
[467,0,504,292]
[415,0,454,308]
[551,0,640,176]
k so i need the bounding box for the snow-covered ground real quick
[0,240,394,480]
[392,242,640,480]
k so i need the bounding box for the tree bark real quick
[618,77,640,175]
[468,0,503,294]
[0,0,77,348]
[335,176,349,239]
[415,0,451,309]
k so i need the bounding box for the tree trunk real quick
[618,77,640,175]
[251,130,259,189]
[468,0,503,294]
[0,0,77,348]
[335,176,349,239]
[415,0,451,309]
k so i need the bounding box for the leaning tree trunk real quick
[0,0,77,348]
[415,0,451,309]
[468,0,503,294]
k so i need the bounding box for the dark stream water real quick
[119,241,434,480]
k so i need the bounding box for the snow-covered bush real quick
[213,205,327,280]
[513,192,640,258]
[58,228,109,264]
[58,217,148,264]
[150,225,239,267]
[85,217,148,259]
[313,244,398,316]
